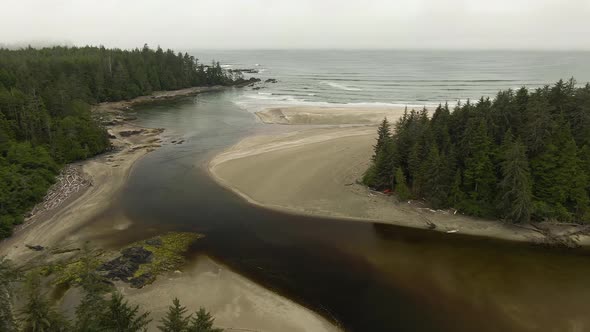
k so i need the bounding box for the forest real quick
[364,79,590,224]
[0,45,238,238]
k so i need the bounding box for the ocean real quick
[193,49,590,112]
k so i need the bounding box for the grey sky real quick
[2,0,590,50]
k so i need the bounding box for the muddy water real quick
[90,90,590,332]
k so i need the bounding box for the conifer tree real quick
[462,119,497,214]
[19,272,69,332]
[372,118,392,161]
[421,146,451,209]
[188,308,223,332]
[394,167,411,201]
[158,298,190,332]
[0,257,19,332]
[99,292,151,332]
[449,170,465,207]
[74,245,109,332]
[498,136,533,223]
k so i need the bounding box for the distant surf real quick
[193,49,590,113]
[320,81,363,91]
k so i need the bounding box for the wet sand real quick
[120,256,340,332]
[255,106,411,125]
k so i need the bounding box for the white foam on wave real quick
[321,81,363,91]
[234,92,444,113]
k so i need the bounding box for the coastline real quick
[0,85,229,262]
[0,88,345,332]
[210,106,590,248]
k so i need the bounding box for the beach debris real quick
[119,129,145,137]
[24,165,90,223]
[26,244,45,251]
[447,229,459,234]
[51,247,81,255]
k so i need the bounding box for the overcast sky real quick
[2,0,590,50]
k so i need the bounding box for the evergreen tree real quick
[462,119,496,215]
[372,118,392,161]
[0,257,19,332]
[99,292,151,332]
[420,146,451,209]
[158,298,190,332]
[74,245,109,332]
[394,167,411,201]
[188,308,223,332]
[498,136,533,223]
[449,170,465,207]
[364,80,590,223]
[19,272,69,332]
[531,122,589,221]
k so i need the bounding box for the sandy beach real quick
[117,256,340,332]
[255,106,412,125]
[211,106,590,247]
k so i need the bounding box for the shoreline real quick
[116,256,341,332]
[0,88,344,332]
[1,85,230,261]
[209,107,590,248]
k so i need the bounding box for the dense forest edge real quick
[0,45,248,238]
[364,79,590,224]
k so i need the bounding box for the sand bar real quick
[211,106,590,247]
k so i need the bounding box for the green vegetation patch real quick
[132,232,202,280]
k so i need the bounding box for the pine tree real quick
[372,118,392,161]
[531,121,589,221]
[0,257,19,332]
[449,170,465,207]
[19,272,69,332]
[372,142,396,189]
[421,146,451,209]
[462,119,497,213]
[498,136,533,223]
[158,298,190,332]
[394,167,411,201]
[99,292,151,332]
[74,245,109,332]
[188,308,222,332]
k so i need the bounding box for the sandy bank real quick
[0,125,162,265]
[116,256,341,332]
[210,124,590,246]
[255,106,410,125]
[1,88,345,332]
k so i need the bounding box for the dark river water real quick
[91,90,590,332]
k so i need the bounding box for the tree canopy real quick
[0,45,238,239]
[365,79,590,223]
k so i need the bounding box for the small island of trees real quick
[364,79,590,224]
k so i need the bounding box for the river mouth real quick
[88,90,590,332]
